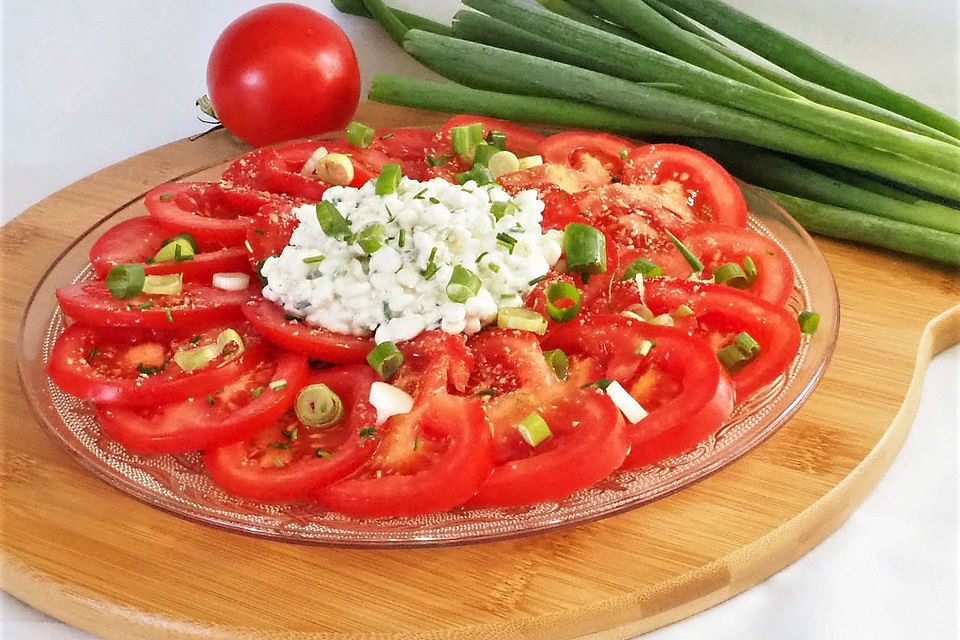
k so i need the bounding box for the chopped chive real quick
[475,250,490,263]
[798,311,820,334]
[137,301,155,311]
[282,426,299,441]
[284,314,303,323]
[87,347,99,360]
[267,442,292,450]
[426,154,451,167]
[159,193,172,202]
[496,232,517,253]
[251,386,265,399]
[473,388,499,397]
[165,309,174,324]
[189,335,201,344]
[665,230,704,273]
[582,378,612,390]
[413,188,428,199]
[359,426,380,441]
[428,197,441,204]
[380,132,395,140]
[413,435,421,451]
[206,395,216,406]
[273,458,285,468]
[303,254,326,264]
[528,274,547,286]
[254,228,265,236]
[315,448,334,458]
[488,263,501,273]
[621,257,663,280]
[398,228,406,248]
[618,149,629,160]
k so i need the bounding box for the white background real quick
[1,1,957,638]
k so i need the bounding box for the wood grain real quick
[1,103,958,640]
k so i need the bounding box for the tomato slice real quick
[97,348,308,453]
[144,181,273,246]
[240,199,306,273]
[465,330,630,507]
[369,128,441,180]
[441,115,546,157]
[242,296,373,364]
[537,131,637,184]
[674,223,795,307]
[89,217,249,283]
[47,323,265,406]
[643,279,802,400]
[544,315,735,468]
[315,392,493,517]
[56,280,254,329]
[204,366,380,502]
[621,144,749,227]
[391,330,473,397]
[498,163,594,194]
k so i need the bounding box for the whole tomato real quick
[206,3,361,146]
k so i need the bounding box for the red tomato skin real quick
[47,324,265,407]
[621,144,749,227]
[441,115,546,157]
[242,297,374,364]
[97,349,308,453]
[643,279,802,401]
[89,217,249,283]
[543,316,735,469]
[677,223,796,307]
[206,4,360,146]
[536,131,637,183]
[144,182,272,246]
[204,366,380,502]
[315,393,494,517]
[56,281,255,329]
[465,330,631,507]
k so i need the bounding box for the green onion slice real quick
[141,273,182,296]
[717,344,752,372]
[490,201,517,220]
[486,129,507,150]
[346,121,375,148]
[106,264,145,299]
[173,343,219,373]
[665,230,704,273]
[634,340,655,356]
[216,328,244,355]
[450,122,484,158]
[734,332,761,357]
[713,262,751,288]
[153,237,195,263]
[160,232,199,253]
[497,307,548,335]
[368,341,404,381]
[316,201,351,240]
[545,282,582,323]
[517,412,552,447]
[356,221,388,254]
[446,265,482,303]
[375,163,402,195]
[743,256,758,282]
[674,304,695,318]
[798,311,820,334]
[295,383,344,428]
[563,223,607,276]
[543,348,569,380]
[621,258,663,280]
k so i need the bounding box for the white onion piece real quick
[212,272,250,291]
[604,380,648,424]
[300,146,329,176]
[369,381,414,425]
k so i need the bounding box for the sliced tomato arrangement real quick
[144,181,274,246]
[56,280,254,329]
[89,217,249,283]
[47,118,811,518]
[98,348,308,453]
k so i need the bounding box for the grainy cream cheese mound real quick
[260,177,563,344]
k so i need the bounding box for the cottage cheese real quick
[260,177,563,344]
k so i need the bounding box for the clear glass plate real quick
[17,173,839,548]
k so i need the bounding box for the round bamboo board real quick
[1,103,958,640]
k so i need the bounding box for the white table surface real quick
[1,1,957,638]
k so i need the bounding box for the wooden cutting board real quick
[1,103,957,640]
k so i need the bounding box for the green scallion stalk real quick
[458,1,960,169]
[563,223,607,275]
[295,383,344,428]
[358,0,409,45]
[762,189,960,267]
[331,0,454,36]
[544,281,582,322]
[446,265,483,303]
[654,0,960,139]
[106,264,146,299]
[401,31,960,200]
[375,163,402,195]
[367,341,405,381]
[369,74,704,138]
[346,121,376,148]
[542,348,570,380]
[535,0,639,41]
[682,138,960,235]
